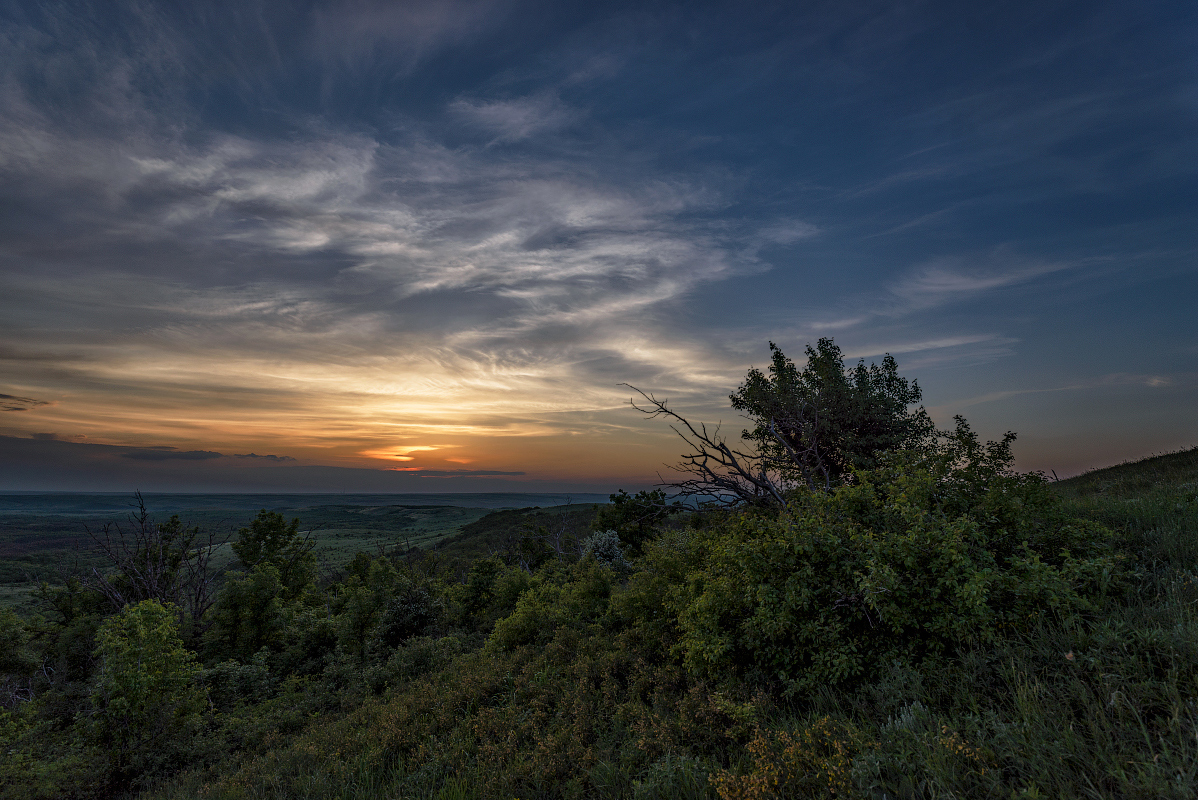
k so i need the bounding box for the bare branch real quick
[624,384,795,507]
[83,492,228,631]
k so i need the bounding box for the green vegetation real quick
[0,501,497,615]
[730,338,934,490]
[1,343,1195,799]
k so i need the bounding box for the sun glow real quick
[358,445,447,462]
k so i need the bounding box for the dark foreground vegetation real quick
[2,341,1196,799]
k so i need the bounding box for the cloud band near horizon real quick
[1,0,1195,489]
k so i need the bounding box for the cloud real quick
[754,222,820,246]
[120,448,224,461]
[359,445,447,463]
[0,435,612,492]
[886,251,1076,313]
[384,468,525,477]
[0,94,765,443]
[0,2,807,455]
[1,0,1189,489]
[0,393,49,412]
[233,452,297,461]
[933,371,1197,412]
[450,92,578,143]
[311,0,505,75]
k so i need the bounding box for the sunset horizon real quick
[2,1,1195,493]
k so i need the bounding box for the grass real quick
[143,449,1197,799]
[1056,445,1198,569]
[9,453,1194,799]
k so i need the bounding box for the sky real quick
[0,0,1195,493]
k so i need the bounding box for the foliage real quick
[711,717,870,799]
[671,423,1121,694]
[583,529,632,572]
[202,564,287,664]
[90,599,206,787]
[230,510,316,600]
[730,338,935,490]
[593,489,685,552]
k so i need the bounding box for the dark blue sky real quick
[1,0,1195,491]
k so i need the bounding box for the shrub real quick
[711,717,869,799]
[671,433,1122,694]
[90,600,206,787]
[583,529,632,572]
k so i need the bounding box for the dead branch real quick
[84,492,227,629]
[624,385,794,507]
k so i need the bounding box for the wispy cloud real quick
[311,0,506,75]
[933,371,1193,413]
[0,51,770,450]
[886,251,1076,313]
[450,92,578,143]
[0,393,49,412]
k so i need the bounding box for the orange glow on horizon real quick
[357,445,447,462]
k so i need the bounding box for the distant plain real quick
[0,492,610,614]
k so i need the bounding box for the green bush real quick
[202,563,287,663]
[487,561,616,652]
[672,436,1122,695]
[90,599,207,787]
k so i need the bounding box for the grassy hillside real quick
[4,448,1197,800]
[1055,445,1198,568]
[136,449,1197,799]
[1056,446,1198,498]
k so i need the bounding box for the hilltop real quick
[3,431,1195,798]
[1056,445,1198,498]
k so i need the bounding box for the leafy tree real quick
[90,600,206,786]
[230,510,315,599]
[592,489,683,552]
[629,338,934,504]
[334,555,404,663]
[730,338,934,490]
[202,564,286,664]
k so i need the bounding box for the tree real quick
[90,600,205,785]
[86,494,224,634]
[201,564,286,664]
[628,338,934,505]
[230,510,315,600]
[592,489,684,552]
[730,338,934,489]
[200,512,315,664]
